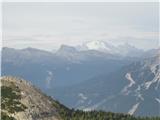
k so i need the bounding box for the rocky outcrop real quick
[1,76,61,120]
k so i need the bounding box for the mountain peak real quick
[58,44,77,53]
[80,40,116,53]
[85,40,107,50]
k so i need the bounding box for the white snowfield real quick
[144,70,160,90]
[134,85,144,101]
[78,93,88,100]
[155,98,160,103]
[121,73,136,95]
[85,40,108,51]
[125,73,136,87]
[128,103,140,115]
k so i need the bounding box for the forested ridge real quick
[53,99,160,120]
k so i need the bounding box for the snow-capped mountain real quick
[53,40,145,59]
[81,40,115,52]
[55,43,126,63]
[78,40,144,57]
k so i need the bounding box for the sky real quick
[2,2,159,51]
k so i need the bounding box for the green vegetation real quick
[1,84,27,120]
[1,112,16,120]
[53,100,160,120]
[1,86,27,113]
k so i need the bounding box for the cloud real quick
[2,2,159,50]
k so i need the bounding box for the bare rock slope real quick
[1,76,61,120]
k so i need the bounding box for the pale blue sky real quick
[2,2,159,51]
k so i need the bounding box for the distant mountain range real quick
[78,40,145,57]
[2,42,160,117]
[2,42,135,87]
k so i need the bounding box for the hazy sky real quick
[2,2,159,51]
